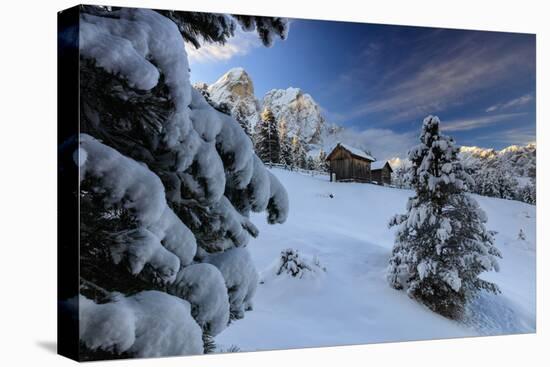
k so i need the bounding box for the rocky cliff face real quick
[206,67,261,130]
[204,68,326,145]
[262,88,325,144]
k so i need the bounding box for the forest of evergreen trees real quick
[391,147,536,205]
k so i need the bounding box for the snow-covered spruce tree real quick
[315,148,328,172]
[291,135,307,169]
[255,107,281,164]
[75,6,289,359]
[391,166,409,189]
[519,178,536,204]
[472,169,500,198]
[234,105,252,138]
[387,116,502,319]
[472,168,518,200]
[278,119,293,167]
[306,156,316,170]
[495,171,519,200]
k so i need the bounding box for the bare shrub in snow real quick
[276,249,326,279]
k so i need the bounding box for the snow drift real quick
[216,168,535,351]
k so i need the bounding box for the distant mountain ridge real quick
[459,143,536,188]
[197,68,327,146]
[196,68,535,171]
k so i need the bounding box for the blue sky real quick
[188,18,535,158]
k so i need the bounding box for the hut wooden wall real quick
[381,166,391,185]
[371,166,391,185]
[328,147,371,182]
[371,169,382,183]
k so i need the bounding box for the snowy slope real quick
[216,168,535,351]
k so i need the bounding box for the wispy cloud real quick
[475,125,536,145]
[186,30,261,63]
[441,112,526,132]
[328,31,534,125]
[485,93,534,112]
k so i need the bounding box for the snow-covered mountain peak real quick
[206,67,261,130]
[459,146,497,160]
[263,87,325,144]
[210,67,255,98]
[213,67,254,98]
[264,87,301,104]
[459,142,536,158]
[205,68,328,145]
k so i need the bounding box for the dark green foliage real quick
[291,136,307,169]
[315,149,328,172]
[234,105,252,137]
[157,11,236,48]
[81,5,288,50]
[277,249,312,277]
[231,15,288,46]
[79,176,158,300]
[519,180,536,204]
[255,108,280,164]
[306,156,315,170]
[278,120,293,167]
[202,333,217,354]
[156,10,288,49]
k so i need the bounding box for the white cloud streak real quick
[330,32,534,124]
[186,30,261,63]
[440,112,526,132]
[485,93,533,112]
[475,126,536,145]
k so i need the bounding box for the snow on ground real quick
[216,168,535,351]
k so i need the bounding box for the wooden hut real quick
[325,143,375,182]
[370,161,393,185]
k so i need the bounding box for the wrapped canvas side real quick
[57,5,80,362]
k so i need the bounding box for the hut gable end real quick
[325,143,393,185]
[326,143,374,183]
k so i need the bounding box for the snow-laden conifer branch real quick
[72,7,290,358]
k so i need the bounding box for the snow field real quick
[216,168,535,351]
